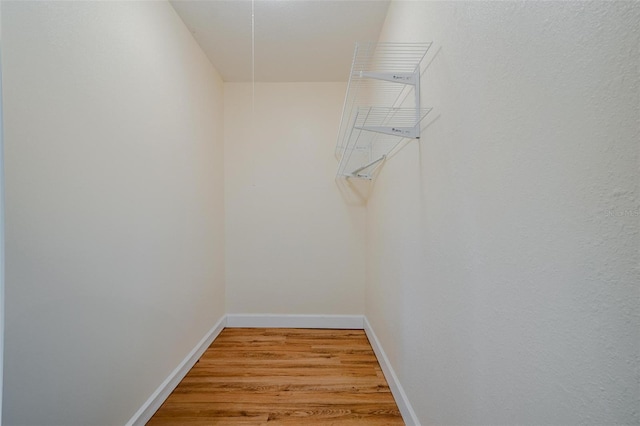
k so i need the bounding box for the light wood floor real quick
[147,328,404,425]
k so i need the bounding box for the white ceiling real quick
[170,0,390,82]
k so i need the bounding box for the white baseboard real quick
[363,317,420,426]
[125,315,227,426]
[226,313,364,329]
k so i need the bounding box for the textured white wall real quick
[0,4,5,423]
[2,2,225,425]
[224,83,366,315]
[366,2,639,425]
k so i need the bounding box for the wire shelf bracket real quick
[335,42,433,180]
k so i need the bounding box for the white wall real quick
[366,2,639,425]
[224,83,366,315]
[0,3,5,423]
[2,2,225,425]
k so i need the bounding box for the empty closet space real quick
[147,328,402,425]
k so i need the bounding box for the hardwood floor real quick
[147,328,404,425]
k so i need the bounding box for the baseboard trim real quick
[226,313,364,329]
[125,315,227,426]
[363,317,420,426]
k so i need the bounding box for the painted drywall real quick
[2,1,225,425]
[366,1,639,425]
[0,3,5,423]
[171,0,390,82]
[224,83,366,315]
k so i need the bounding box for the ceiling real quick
[170,0,390,82]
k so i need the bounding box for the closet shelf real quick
[336,107,433,179]
[335,42,432,179]
[352,107,433,139]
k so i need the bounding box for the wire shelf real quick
[335,42,432,179]
[351,42,433,75]
[353,106,432,128]
[337,107,433,179]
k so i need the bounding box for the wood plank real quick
[180,376,388,385]
[147,328,403,425]
[151,402,400,418]
[184,366,380,378]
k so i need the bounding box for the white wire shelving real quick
[335,42,433,179]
